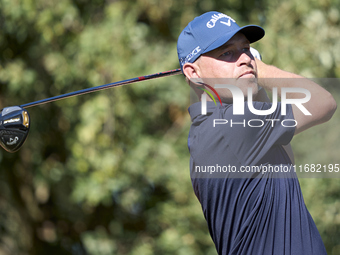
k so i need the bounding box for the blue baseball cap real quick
[177,11,265,70]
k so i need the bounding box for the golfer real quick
[177,11,336,255]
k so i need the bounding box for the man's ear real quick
[183,62,201,79]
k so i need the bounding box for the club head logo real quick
[6,136,19,145]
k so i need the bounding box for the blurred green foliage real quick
[0,0,339,254]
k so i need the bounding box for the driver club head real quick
[0,106,30,153]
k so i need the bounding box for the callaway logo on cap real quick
[177,11,265,70]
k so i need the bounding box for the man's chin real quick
[237,77,259,93]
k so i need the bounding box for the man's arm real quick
[256,59,337,135]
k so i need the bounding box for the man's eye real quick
[221,51,231,57]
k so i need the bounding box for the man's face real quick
[194,32,259,101]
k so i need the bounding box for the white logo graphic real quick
[206,14,235,28]
[7,137,19,146]
[220,20,232,26]
[4,117,20,124]
[180,46,201,66]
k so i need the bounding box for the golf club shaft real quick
[20,69,182,109]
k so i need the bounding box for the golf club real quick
[0,68,182,153]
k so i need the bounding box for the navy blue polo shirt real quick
[188,101,327,255]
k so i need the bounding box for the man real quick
[177,11,336,255]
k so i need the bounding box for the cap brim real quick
[203,25,265,55]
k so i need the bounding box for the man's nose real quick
[237,51,252,66]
